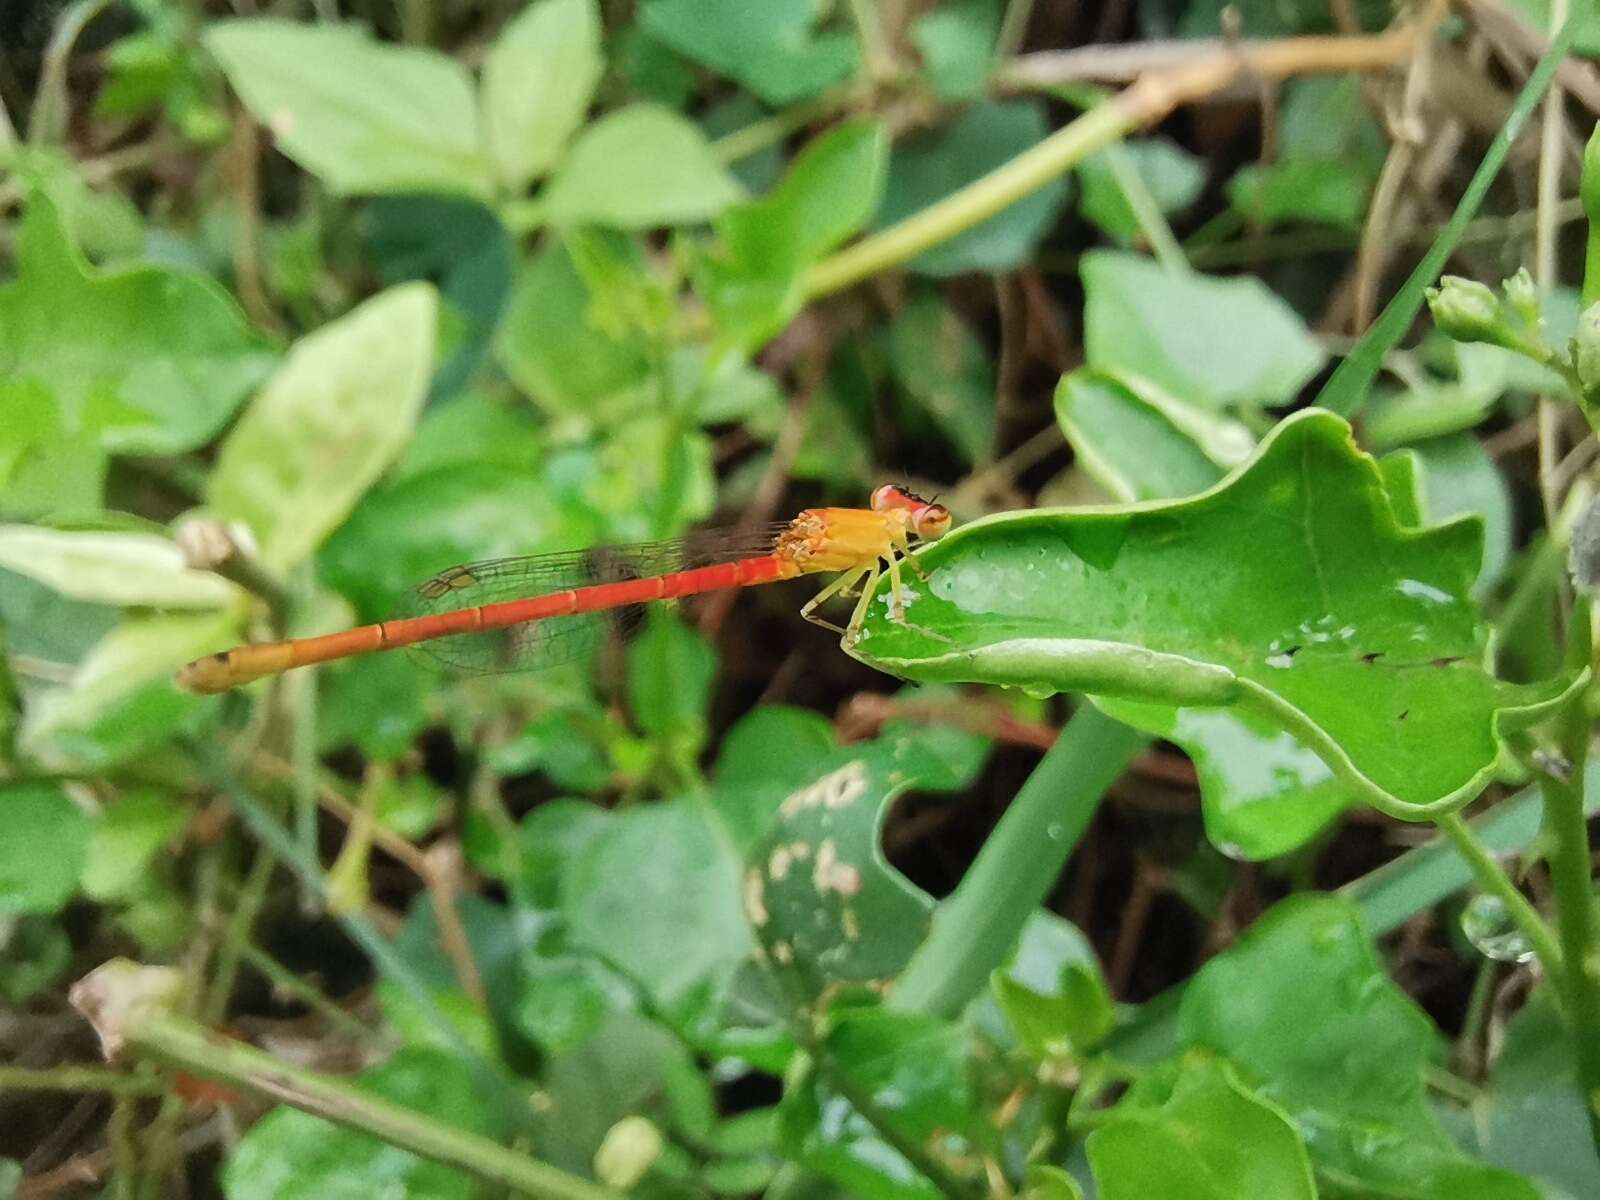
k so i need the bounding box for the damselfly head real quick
[871,484,951,541]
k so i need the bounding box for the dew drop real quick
[1460,893,1535,963]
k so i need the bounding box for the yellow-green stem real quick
[126,1010,621,1200]
[804,100,1138,298]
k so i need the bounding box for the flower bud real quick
[1502,267,1541,332]
[1576,301,1600,398]
[1426,276,1522,350]
[594,1116,663,1190]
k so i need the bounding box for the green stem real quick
[1540,651,1600,1147]
[804,100,1137,298]
[292,648,319,876]
[124,1010,620,1200]
[0,1065,165,1096]
[711,91,844,165]
[1583,122,1600,308]
[1434,811,1564,975]
[892,703,1147,1018]
[1101,139,1186,270]
[203,843,276,1023]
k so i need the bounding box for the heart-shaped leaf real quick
[849,409,1579,817]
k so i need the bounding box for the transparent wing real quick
[398,524,792,675]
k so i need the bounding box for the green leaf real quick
[0,527,241,608]
[317,653,426,763]
[1094,700,1349,860]
[991,959,1113,1059]
[876,101,1070,276]
[481,0,602,192]
[744,743,943,1005]
[1228,159,1368,228]
[318,461,599,620]
[0,917,71,1004]
[1078,138,1206,244]
[1412,432,1512,597]
[542,105,744,229]
[1081,251,1326,410]
[1279,77,1387,169]
[976,912,1110,1053]
[529,1011,700,1174]
[627,611,716,742]
[207,282,438,576]
[911,0,1001,100]
[1087,1057,1315,1200]
[1066,360,1351,860]
[5,145,145,260]
[1023,1165,1084,1200]
[563,800,752,1011]
[19,612,231,770]
[0,193,273,510]
[780,1007,978,1200]
[699,120,887,353]
[639,0,856,104]
[494,240,652,416]
[1053,368,1253,502]
[718,119,888,277]
[204,19,494,199]
[1479,990,1600,1198]
[712,707,839,853]
[386,392,543,486]
[222,1049,495,1200]
[0,782,89,914]
[82,790,188,901]
[886,289,997,463]
[366,198,513,406]
[850,409,1577,817]
[614,26,698,109]
[1180,894,1539,1200]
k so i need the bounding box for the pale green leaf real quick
[481,0,602,191]
[0,526,241,609]
[207,282,438,574]
[542,105,744,229]
[1082,251,1326,410]
[204,19,494,199]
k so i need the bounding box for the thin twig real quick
[1534,0,1570,535]
[811,27,1419,298]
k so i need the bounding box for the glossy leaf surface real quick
[851,410,1576,817]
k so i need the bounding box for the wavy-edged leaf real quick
[0,193,274,513]
[1180,895,1539,1200]
[1087,1057,1316,1200]
[850,409,1578,817]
